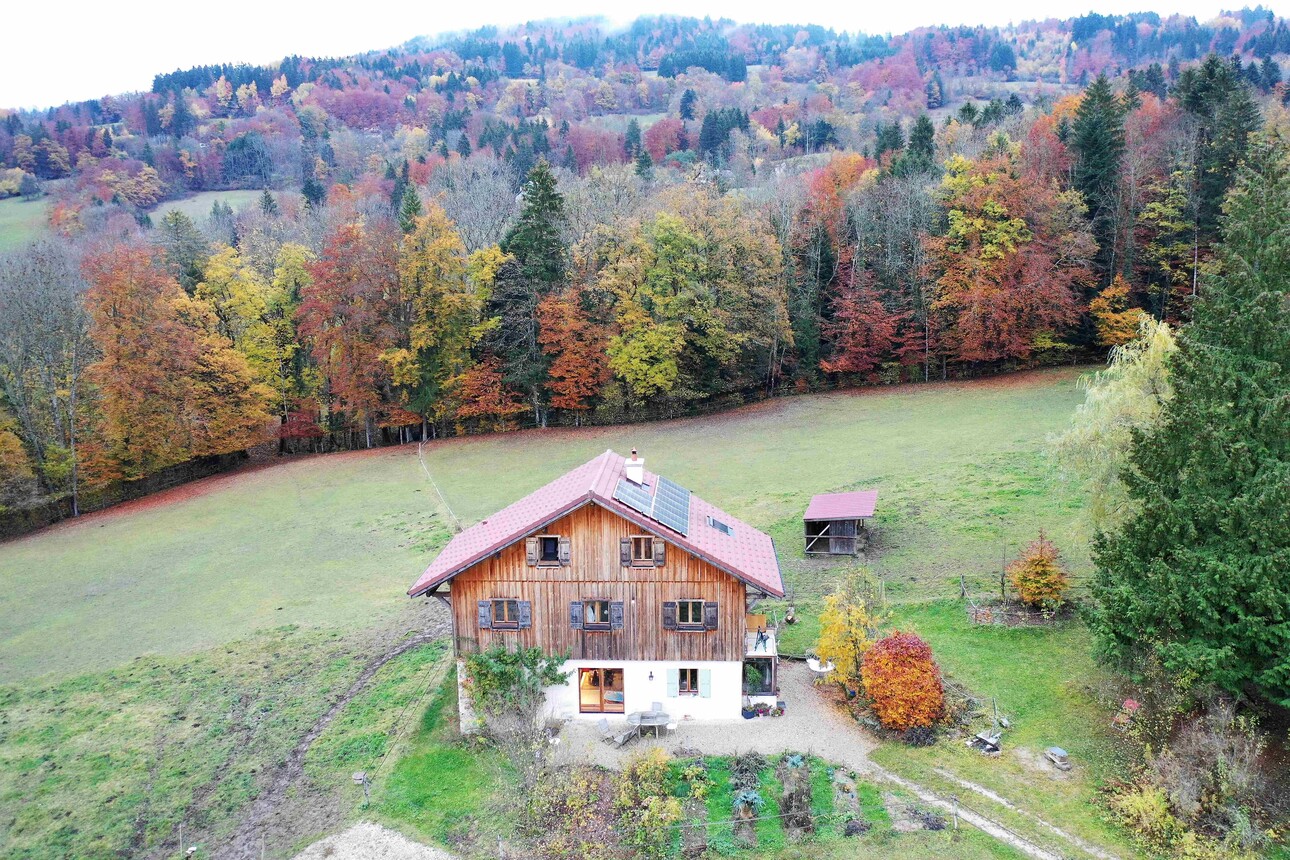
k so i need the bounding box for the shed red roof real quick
[408,450,784,598]
[804,490,878,521]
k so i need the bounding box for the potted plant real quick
[741,695,756,720]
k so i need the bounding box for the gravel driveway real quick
[293,822,456,860]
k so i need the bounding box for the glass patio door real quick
[578,667,625,713]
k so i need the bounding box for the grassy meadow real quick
[0,366,1131,859]
[0,196,50,252]
[150,189,266,224]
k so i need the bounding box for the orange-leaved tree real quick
[1088,275,1145,347]
[860,631,945,731]
[83,244,271,482]
[1007,530,1070,609]
[537,286,610,421]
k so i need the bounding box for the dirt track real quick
[215,612,451,860]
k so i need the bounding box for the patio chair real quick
[651,701,663,713]
[665,722,678,736]
[598,717,634,747]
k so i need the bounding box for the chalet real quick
[407,449,785,722]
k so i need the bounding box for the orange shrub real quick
[860,632,945,731]
[1007,530,1070,609]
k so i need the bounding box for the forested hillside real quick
[0,10,1285,525]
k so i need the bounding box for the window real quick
[583,599,611,629]
[678,667,699,694]
[706,515,734,536]
[677,599,704,628]
[579,667,625,713]
[492,599,519,628]
[631,536,654,566]
[744,658,774,695]
[539,535,561,565]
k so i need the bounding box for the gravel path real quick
[292,822,456,860]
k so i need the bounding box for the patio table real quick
[627,710,671,738]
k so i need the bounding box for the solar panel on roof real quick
[613,478,653,515]
[650,477,691,535]
[612,474,691,536]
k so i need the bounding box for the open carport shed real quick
[803,490,877,555]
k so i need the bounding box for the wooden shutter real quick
[662,601,678,630]
[558,536,571,566]
[667,669,679,697]
[619,537,632,566]
[477,600,492,629]
[652,537,666,566]
[525,537,538,566]
[609,601,625,630]
[569,601,584,630]
[698,669,712,698]
[703,602,719,631]
[518,601,532,629]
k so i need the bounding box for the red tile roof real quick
[408,449,784,598]
[804,490,878,521]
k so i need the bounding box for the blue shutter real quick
[667,669,679,697]
[569,601,584,630]
[699,669,712,698]
[610,601,625,631]
[703,602,719,631]
[477,601,492,629]
[518,601,532,629]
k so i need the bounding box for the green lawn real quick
[0,448,449,681]
[151,189,266,224]
[0,626,379,859]
[0,196,50,252]
[0,368,1103,859]
[0,367,1088,684]
[871,601,1135,857]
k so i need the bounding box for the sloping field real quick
[0,367,1088,683]
[0,196,49,252]
[0,366,1116,860]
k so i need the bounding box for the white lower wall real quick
[543,660,744,722]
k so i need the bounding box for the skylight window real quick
[707,516,734,536]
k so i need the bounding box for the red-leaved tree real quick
[861,631,946,731]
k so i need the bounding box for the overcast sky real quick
[1,0,1268,109]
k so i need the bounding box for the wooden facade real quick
[447,503,747,662]
[804,518,862,555]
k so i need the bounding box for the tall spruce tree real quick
[624,118,642,158]
[492,159,569,426]
[1090,128,1290,706]
[501,158,567,288]
[398,184,424,234]
[1071,74,1126,284]
[1174,55,1263,243]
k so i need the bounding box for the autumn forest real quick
[0,10,1287,527]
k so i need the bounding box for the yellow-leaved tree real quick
[815,569,887,688]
